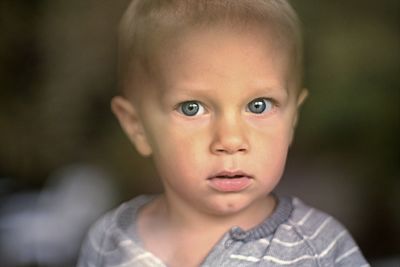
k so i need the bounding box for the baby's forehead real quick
[119,0,303,95]
[149,20,292,66]
[128,30,299,101]
[135,32,294,103]
[153,26,293,78]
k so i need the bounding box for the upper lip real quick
[208,170,253,179]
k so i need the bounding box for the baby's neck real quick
[136,194,276,267]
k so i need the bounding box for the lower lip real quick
[208,177,252,192]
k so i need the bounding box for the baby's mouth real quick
[207,171,253,192]
[209,171,253,180]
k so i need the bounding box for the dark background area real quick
[0,0,399,266]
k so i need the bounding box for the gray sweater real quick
[77,195,369,266]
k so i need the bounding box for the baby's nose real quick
[210,115,249,155]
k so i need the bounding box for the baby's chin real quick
[198,193,271,218]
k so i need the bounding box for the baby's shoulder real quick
[77,195,158,267]
[270,197,368,266]
[288,197,344,236]
[87,194,153,244]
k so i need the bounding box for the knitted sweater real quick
[77,195,369,267]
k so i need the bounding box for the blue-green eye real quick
[179,101,205,116]
[247,98,273,114]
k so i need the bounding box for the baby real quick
[78,0,369,266]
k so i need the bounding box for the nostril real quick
[213,144,249,154]
[211,137,249,154]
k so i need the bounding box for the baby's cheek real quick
[256,136,289,171]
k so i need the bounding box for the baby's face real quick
[120,25,306,216]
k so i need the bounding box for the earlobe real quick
[110,96,153,156]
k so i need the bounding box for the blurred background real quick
[0,0,399,266]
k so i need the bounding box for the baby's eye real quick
[178,101,205,116]
[246,98,273,114]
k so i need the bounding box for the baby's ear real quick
[293,88,308,128]
[289,89,308,146]
[111,96,152,156]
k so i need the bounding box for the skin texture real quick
[111,25,307,266]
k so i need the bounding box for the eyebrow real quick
[251,85,288,94]
[159,83,214,99]
[158,88,211,108]
[159,80,289,101]
[168,81,288,92]
[242,84,289,101]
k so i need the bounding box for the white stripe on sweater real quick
[265,230,346,264]
[335,246,359,263]
[230,255,261,262]
[272,217,332,247]
[297,208,314,225]
[231,230,347,264]
[109,252,163,267]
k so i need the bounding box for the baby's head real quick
[112,0,307,215]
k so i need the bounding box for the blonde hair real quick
[118,0,303,95]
